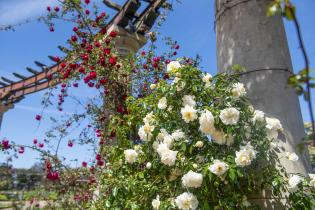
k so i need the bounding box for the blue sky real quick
[0,0,314,168]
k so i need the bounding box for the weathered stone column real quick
[215,0,310,208]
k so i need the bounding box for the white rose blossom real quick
[157,129,169,142]
[163,134,175,148]
[138,124,154,141]
[231,82,246,97]
[265,117,283,140]
[194,141,204,148]
[309,174,315,188]
[182,95,196,107]
[285,152,299,161]
[240,142,257,159]
[156,143,178,166]
[175,192,199,210]
[288,175,302,192]
[172,129,186,140]
[202,73,212,87]
[235,144,257,167]
[181,105,198,123]
[266,117,283,131]
[146,162,152,169]
[152,195,160,209]
[181,171,203,188]
[199,110,215,135]
[167,61,181,73]
[158,97,167,109]
[150,84,156,90]
[143,112,155,124]
[209,160,229,176]
[211,129,234,146]
[124,149,138,164]
[219,107,240,125]
[253,110,265,122]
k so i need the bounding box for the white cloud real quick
[15,104,73,115]
[0,0,58,25]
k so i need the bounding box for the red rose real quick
[89,71,97,79]
[1,140,10,150]
[71,35,77,42]
[109,56,117,66]
[109,30,117,38]
[35,115,41,121]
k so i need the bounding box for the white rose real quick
[182,95,196,107]
[211,129,234,146]
[231,82,246,97]
[219,107,240,125]
[150,84,157,90]
[240,143,257,160]
[173,76,180,84]
[286,152,299,161]
[160,150,178,166]
[194,141,204,148]
[209,160,229,176]
[158,97,167,109]
[265,117,283,140]
[266,117,283,131]
[181,171,203,188]
[288,175,302,192]
[124,149,138,164]
[146,162,152,169]
[163,134,174,148]
[202,73,212,83]
[167,61,181,73]
[156,143,178,166]
[199,110,215,135]
[309,174,315,187]
[172,129,185,140]
[266,129,279,140]
[175,192,199,210]
[235,149,253,167]
[138,124,154,141]
[143,112,155,124]
[181,105,198,123]
[253,110,265,122]
[152,195,160,209]
[157,129,169,141]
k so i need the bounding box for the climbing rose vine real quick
[90,63,314,209]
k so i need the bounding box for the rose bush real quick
[89,63,314,209]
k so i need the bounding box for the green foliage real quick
[89,65,314,209]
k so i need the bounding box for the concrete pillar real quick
[215,0,310,208]
[0,103,13,130]
[107,25,147,57]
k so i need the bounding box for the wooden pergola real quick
[0,0,165,106]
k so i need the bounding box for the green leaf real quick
[284,5,295,20]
